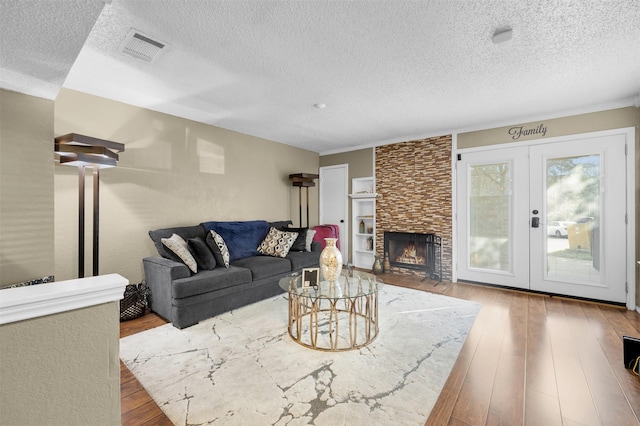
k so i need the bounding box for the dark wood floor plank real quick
[562,300,640,425]
[546,308,601,425]
[120,312,167,338]
[426,320,482,425]
[602,306,640,340]
[120,371,143,399]
[450,333,503,425]
[121,400,168,426]
[581,303,640,421]
[525,294,559,400]
[524,389,563,426]
[484,294,527,425]
[121,388,157,415]
[140,414,175,426]
[486,351,525,425]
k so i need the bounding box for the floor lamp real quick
[54,133,125,278]
[288,173,319,228]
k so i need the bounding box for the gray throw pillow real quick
[188,237,217,270]
[278,226,307,251]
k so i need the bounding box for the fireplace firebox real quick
[384,231,442,281]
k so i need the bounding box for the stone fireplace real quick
[375,135,452,279]
[384,231,442,280]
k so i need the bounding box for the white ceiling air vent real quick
[120,29,167,63]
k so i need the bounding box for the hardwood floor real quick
[120,274,640,425]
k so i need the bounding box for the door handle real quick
[531,217,540,228]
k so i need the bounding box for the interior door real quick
[457,132,629,304]
[319,164,348,259]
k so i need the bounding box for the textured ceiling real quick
[2,1,639,154]
[0,0,106,99]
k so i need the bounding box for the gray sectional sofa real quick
[143,220,320,328]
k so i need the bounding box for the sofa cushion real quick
[231,256,292,280]
[278,226,307,251]
[257,227,298,258]
[172,266,252,299]
[149,225,205,261]
[306,230,316,251]
[161,234,198,273]
[206,230,230,267]
[286,250,322,271]
[269,220,293,229]
[187,237,216,270]
[201,220,270,261]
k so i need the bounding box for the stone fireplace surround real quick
[375,135,452,279]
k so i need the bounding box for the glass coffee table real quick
[279,271,381,352]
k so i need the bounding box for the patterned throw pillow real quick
[161,233,198,273]
[207,230,230,268]
[305,229,316,252]
[257,227,299,258]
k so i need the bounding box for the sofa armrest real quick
[142,256,191,322]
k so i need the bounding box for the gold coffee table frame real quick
[279,271,381,352]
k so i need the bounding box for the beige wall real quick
[0,302,121,426]
[0,88,318,426]
[457,107,639,148]
[54,89,319,282]
[320,148,374,191]
[458,106,640,305]
[0,90,55,286]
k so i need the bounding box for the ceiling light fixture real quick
[313,103,327,109]
[492,25,513,44]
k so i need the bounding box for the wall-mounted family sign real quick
[508,123,547,140]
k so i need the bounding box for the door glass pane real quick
[545,155,601,282]
[469,162,511,272]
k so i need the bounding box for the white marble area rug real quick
[120,285,481,426]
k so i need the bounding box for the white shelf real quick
[349,193,378,199]
[352,177,376,269]
[355,248,375,254]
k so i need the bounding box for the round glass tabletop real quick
[279,270,382,300]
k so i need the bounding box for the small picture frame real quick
[302,268,319,288]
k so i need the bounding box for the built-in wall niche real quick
[350,177,377,269]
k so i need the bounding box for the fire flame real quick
[395,244,426,265]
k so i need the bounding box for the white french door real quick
[457,146,530,289]
[457,130,632,304]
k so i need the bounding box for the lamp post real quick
[54,133,124,277]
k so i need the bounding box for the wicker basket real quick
[120,282,150,322]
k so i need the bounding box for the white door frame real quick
[453,127,636,310]
[319,164,349,260]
